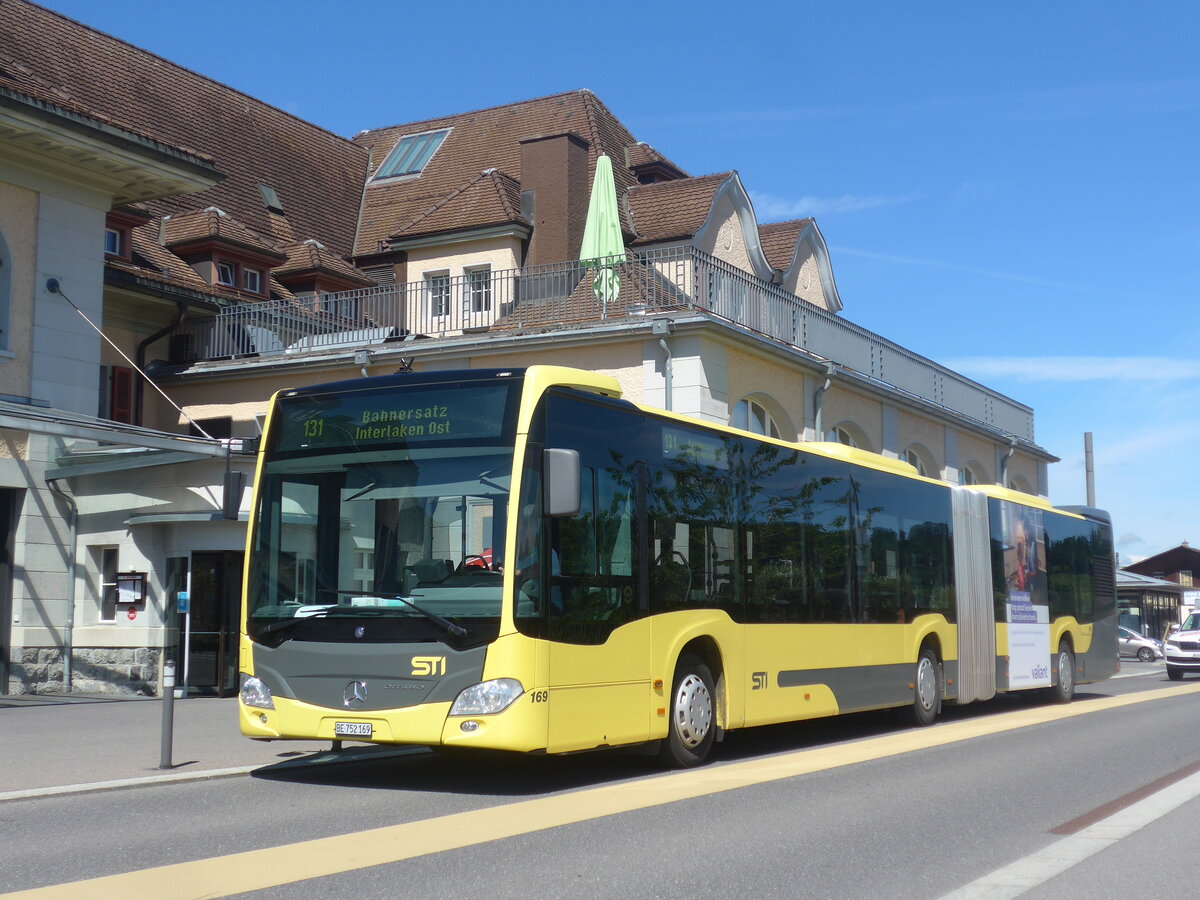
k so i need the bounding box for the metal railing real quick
[173,246,1032,438]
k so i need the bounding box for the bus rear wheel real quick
[659,654,716,768]
[1046,642,1075,703]
[910,646,941,726]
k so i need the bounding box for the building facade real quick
[2,0,1057,695]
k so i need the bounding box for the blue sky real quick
[45,0,1200,563]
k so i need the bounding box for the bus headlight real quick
[449,678,524,716]
[240,675,275,709]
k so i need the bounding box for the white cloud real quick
[750,191,919,219]
[833,246,1091,291]
[943,356,1200,383]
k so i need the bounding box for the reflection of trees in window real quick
[853,471,954,623]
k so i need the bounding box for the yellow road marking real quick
[8,683,1200,900]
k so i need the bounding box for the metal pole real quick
[1084,432,1096,507]
[160,660,176,769]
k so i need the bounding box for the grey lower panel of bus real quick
[776,661,960,712]
[1079,617,1120,684]
[252,641,486,712]
[951,487,998,704]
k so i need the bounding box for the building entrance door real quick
[186,551,242,696]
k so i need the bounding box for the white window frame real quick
[465,266,492,313]
[425,271,451,318]
[104,228,121,256]
[216,261,236,286]
[732,397,780,439]
[832,425,859,448]
[242,268,262,294]
[97,546,119,622]
[902,445,934,478]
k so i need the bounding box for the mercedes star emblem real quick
[343,680,367,708]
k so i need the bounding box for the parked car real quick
[1118,626,1164,662]
[1165,613,1200,680]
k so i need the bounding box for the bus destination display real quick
[274,384,512,452]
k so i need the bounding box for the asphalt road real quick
[3,664,1199,899]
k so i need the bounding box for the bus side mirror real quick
[543,448,580,517]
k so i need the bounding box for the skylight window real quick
[374,129,450,180]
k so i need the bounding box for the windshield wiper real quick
[250,610,331,644]
[329,589,469,637]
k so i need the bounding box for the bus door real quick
[545,461,650,753]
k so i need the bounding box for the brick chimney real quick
[519,131,590,267]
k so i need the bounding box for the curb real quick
[0,745,424,803]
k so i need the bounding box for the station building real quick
[0,0,1053,696]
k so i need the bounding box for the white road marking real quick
[941,769,1200,898]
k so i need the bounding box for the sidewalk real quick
[0,693,336,797]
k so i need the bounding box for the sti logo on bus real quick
[751,672,768,690]
[411,656,446,677]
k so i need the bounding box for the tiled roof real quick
[276,240,375,286]
[353,90,654,256]
[626,173,731,245]
[163,208,287,261]
[625,142,686,179]
[758,219,813,270]
[108,228,245,304]
[1,0,367,256]
[391,169,527,241]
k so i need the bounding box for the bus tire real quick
[1167,665,1184,681]
[911,645,941,726]
[659,654,716,768]
[1046,642,1075,703]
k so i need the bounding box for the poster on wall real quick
[1001,503,1050,688]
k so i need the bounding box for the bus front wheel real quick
[660,654,716,768]
[1046,642,1076,703]
[911,646,941,726]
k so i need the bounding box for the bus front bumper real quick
[239,691,548,753]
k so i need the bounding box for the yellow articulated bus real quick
[238,366,1118,766]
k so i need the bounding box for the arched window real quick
[829,421,871,452]
[902,445,934,478]
[731,395,783,439]
[832,425,857,447]
[961,461,987,486]
[1010,474,1034,495]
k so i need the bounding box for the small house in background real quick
[1116,570,1187,641]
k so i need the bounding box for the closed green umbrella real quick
[579,154,624,316]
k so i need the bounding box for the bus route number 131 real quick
[303,419,324,439]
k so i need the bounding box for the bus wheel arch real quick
[1046,640,1076,704]
[660,638,723,768]
[910,638,942,726]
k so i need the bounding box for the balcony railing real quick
[172,246,1033,439]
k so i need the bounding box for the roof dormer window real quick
[216,261,236,286]
[104,228,121,256]
[373,128,450,180]
[243,268,262,294]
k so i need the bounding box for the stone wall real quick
[9,646,161,696]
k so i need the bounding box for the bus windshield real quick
[246,378,518,645]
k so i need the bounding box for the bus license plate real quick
[334,722,372,737]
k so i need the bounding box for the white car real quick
[1164,612,1200,681]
